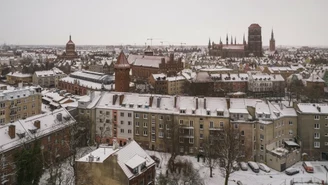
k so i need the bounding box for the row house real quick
[247,72,285,98]
[0,86,42,125]
[0,108,76,184]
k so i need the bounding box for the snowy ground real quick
[39,148,328,185]
[146,150,328,185]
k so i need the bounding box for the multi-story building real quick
[76,140,155,185]
[297,103,328,160]
[149,73,168,94]
[149,74,186,95]
[248,72,285,98]
[0,108,76,184]
[0,87,42,125]
[188,72,214,96]
[303,74,325,99]
[32,67,66,88]
[211,73,248,96]
[261,66,296,80]
[6,72,32,85]
[128,53,184,80]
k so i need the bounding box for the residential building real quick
[188,72,214,96]
[297,103,328,160]
[32,67,66,88]
[0,108,76,184]
[76,140,155,185]
[211,73,248,96]
[149,74,186,95]
[248,73,285,98]
[0,87,42,125]
[6,72,32,85]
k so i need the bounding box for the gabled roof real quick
[115,52,130,68]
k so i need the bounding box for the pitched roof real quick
[115,52,130,68]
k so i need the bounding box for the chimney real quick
[157,97,161,108]
[149,96,154,107]
[226,98,230,109]
[196,98,199,109]
[34,120,40,129]
[8,125,16,139]
[112,94,118,105]
[57,113,63,121]
[88,154,94,162]
[174,96,177,108]
[113,138,119,150]
[204,98,207,109]
[119,94,124,105]
[317,106,321,112]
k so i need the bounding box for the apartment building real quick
[32,67,66,88]
[0,108,76,184]
[297,103,328,160]
[211,73,248,96]
[76,140,155,185]
[6,72,32,85]
[248,73,285,98]
[0,86,42,125]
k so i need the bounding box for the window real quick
[220,122,224,128]
[189,148,193,154]
[189,138,194,144]
[315,115,320,120]
[159,124,163,129]
[159,131,164,138]
[325,133,328,137]
[209,121,214,128]
[180,109,186,113]
[314,133,320,139]
[200,124,203,130]
[260,125,264,130]
[200,117,203,121]
[143,114,148,119]
[143,130,148,136]
[241,139,245,145]
[189,121,194,127]
[106,119,110,123]
[260,144,264,151]
[314,142,320,148]
[143,122,147,128]
[128,113,132,117]
[99,111,103,114]
[120,121,124,125]
[167,116,171,121]
[200,133,203,139]
[106,111,110,115]
[192,110,195,114]
[160,115,164,120]
[314,123,320,129]
[99,119,103,123]
[241,130,245,136]
[179,137,184,143]
[326,124,328,127]
[136,122,140,127]
[120,129,124,133]
[151,114,155,119]
[128,121,131,125]
[135,113,139,118]
[48,136,51,142]
[217,111,224,116]
[289,121,293,125]
[207,111,210,115]
[260,134,264,140]
[128,129,132,134]
[136,129,139,135]
[179,120,183,125]
[326,116,328,120]
[234,123,238,129]
[289,130,293,135]
[180,147,184,153]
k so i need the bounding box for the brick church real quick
[208,23,263,58]
[59,35,79,59]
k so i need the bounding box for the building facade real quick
[0,87,42,125]
[32,67,66,88]
[59,35,79,59]
[6,72,32,85]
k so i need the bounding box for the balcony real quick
[209,127,223,131]
[181,126,194,129]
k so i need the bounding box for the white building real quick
[32,67,66,88]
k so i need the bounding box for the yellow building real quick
[6,72,32,85]
[0,87,42,125]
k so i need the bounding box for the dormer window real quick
[217,111,224,116]
[137,104,142,108]
[207,111,211,116]
[129,104,134,108]
[192,110,195,114]
[133,167,138,174]
[180,109,186,114]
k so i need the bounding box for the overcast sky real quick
[0,0,327,46]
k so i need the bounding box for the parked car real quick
[258,163,271,173]
[236,181,243,185]
[239,162,248,171]
[303,161,314,173]
[248,161,259,173]
[285,168,300,176]
[233,161,240,171]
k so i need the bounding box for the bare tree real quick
[202,135,220,178]
[217,123,245,185]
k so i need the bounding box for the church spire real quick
[226,34,228,45]
[220,37,222,44]
[234,37,236,45]
[243,33,246,45]
[271,29,274,39]
[208,38,211,49]
[69,35,71,41]
[231,35,233,45]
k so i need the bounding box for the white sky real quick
[0,0,327,46]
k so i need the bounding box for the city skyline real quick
[0,0,327,46]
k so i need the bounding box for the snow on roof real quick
[7,72,32,78]
[77,147,118,163]
[125,155,146,169]
[59,76,113,90]
[222,45,245,50]
[304,74,325,83]
[0,86,39,100]
[229,108,249,114]
[166,76,185,81]
[34,67,65,77]
[128,54,169,68]
[0,108,75,154]
[193,72,212,82]
[297,103,328,114]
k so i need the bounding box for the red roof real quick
[115,52,130,68]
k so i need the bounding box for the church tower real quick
[208,38,211,50]
[226,34,228,45]
[248,23,262,57]
[115,51,130,92]
[269,29,276,51]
